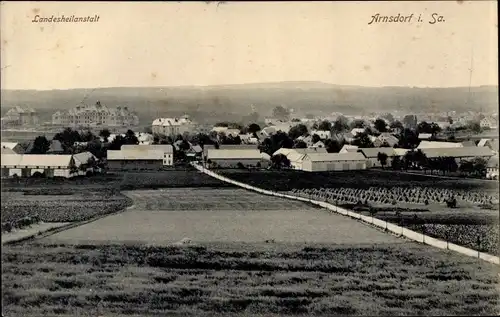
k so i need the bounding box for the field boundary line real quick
[3,204,136,246]
[191,163,499,265]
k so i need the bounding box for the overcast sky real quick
[1,1,497,90]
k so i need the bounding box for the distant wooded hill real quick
[1,82,497,124]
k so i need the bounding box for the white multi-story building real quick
[52,101,139,127]
[1,106,39,126]
[151,115,196,136]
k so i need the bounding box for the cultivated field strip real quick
[123,188,314,211]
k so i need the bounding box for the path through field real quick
[44,188,402,245]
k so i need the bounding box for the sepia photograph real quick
[1,1,498,316]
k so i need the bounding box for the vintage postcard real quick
[1,1,498,316]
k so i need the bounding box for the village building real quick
[310,130,331,140]
[106,144,174,171]
[418,133,433,140]
[310,140,325,149]
[152,116,195,136]
[332,132,355,143]
[377,133,399,147]
[1,106,39,126]
[486,155,499,179]
[350,128,366,137]
[339,144,358,153]
[477,139,499,153]
[272,148,327,170]
[420,147,494,163]
[1,154,75,178]
[206,149,269,169]
[417,141,464,149]
[357,148,397,168]
[52,101,139,127]
[461,140,477,147]
[300,152,367,172]
[73,151,98,175]
[239,133,259,145]
[1,142,25,154]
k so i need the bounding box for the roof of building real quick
[207,149,262,160]
[303,152,366,162]
[1,147,17,155]
[487,156,499,168]
[357,147,396,158]
[0,154,73,167]
[417,141,464,149]
[394,148,411,156]
[47,140,64,153]
[420,146,494,158]
[477,139,491,147]
[461,140,477,147]
[73,151,96,167]
[152,117,193,126]
[120,144,174,154]
[351,128,365,136]
[1,142,19,150]
[418,133,433,140]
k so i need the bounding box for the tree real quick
[352,132,374,148]
[350,119,366,129]
[325,139,342,153]
[377,152,389,168]
[124,129,139,145]
[109,135,127,150]
[332,116,349,133]
[30,136,50,154]
[272,106,290,121]
[318,120,332,131]
[311,134,321,144]
[374,119,388,132]
[390,120,404,132]
[288,124,308,140]
[467,121,482,134]
[99,129,111,143]
[270,154,291,169]
[53,127,82,153]
[397,128,419,149]
[447,116,454,124]
[293,140,307,148]
[247,123,261,134]
[259,131,294,156]
[80,130,97,142]
[391,156,402,170]
[472,157,488,178]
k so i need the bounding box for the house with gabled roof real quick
[1,153,75,178]
[356,147,398,168]
[107,144,174,170]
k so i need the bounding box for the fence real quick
[191,163,499,265]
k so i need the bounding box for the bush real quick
[2,222,13,233]
[31,171,45,178]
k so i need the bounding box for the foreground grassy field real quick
[44,188,401,245]
[2,242,499,316]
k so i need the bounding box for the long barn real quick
[300,152,367,172]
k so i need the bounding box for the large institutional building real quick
[152,116,196,136]
[1,106,40,127]
[51,101,139,127]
